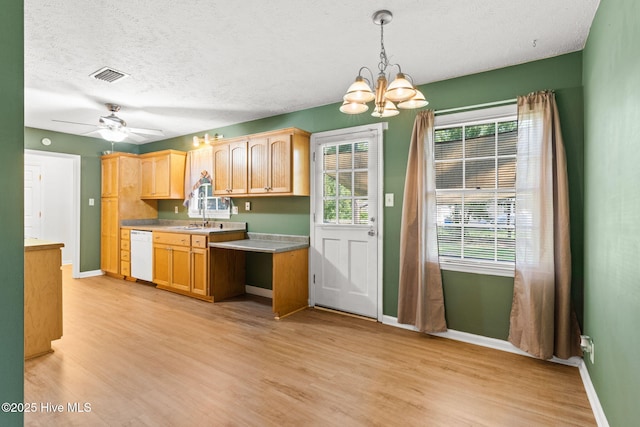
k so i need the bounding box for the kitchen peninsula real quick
[24,239,64,359]
[209,233,309,319]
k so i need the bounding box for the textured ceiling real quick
[24,0,600,144]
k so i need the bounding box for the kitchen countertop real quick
[24,238,65,251]
[208,232,309,253]
[120,220,247,235]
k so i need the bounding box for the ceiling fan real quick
[53,103,164,143]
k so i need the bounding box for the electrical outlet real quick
[232,206,238,215]
[88,198,94,206]
[580,335,595,364]
[245,201,251,211]
[385,193,394,207]
[174,206,179,214]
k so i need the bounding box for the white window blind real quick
[434,106,517,276]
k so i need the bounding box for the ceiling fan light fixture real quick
[99,127,127,142]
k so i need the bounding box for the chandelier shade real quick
[339,10,428,117]
[384,73,417,102]
[344,76,375,103]
[398,88,429,109]
[340,99,369,114]
[371,100,399,118]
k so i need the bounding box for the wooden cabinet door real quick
[212,144,230,195]
[101,157,118,197]
[229,141,248,195]
[152,155,171,197]
[248,137,269,194]
[153,243,171,286]
[170,245,191,292]
[100,198,119,273]
[140,157,155,198]
[190,247,209,296]
[268,133,292,193]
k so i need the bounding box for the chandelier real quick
[340,10,428,117]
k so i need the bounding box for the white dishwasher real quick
[130,230,153,281]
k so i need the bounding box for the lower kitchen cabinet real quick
[190,235,209,297]
[153,232,191,293]
[120,228,131,278]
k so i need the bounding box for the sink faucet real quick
[198,190,207,228]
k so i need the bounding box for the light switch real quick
[385,193,394,207]
[89,198,95,206]
[232,206,239,215]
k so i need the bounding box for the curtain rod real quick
[435,98,517,115]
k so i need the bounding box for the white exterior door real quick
[310,124,385,319]
[24,163,42,239]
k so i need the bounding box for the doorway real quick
[24,150,81,277]
[309,123,385,320]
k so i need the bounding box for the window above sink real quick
[187,183,231,220]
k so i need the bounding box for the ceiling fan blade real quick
[127,126,164,136]
[82,130,104,138]
[125,132,147,143]
[52,119,97,128]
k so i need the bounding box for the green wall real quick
[24,128,139,272]
[0,1,24,425]
[143,53,585,336]
[583,0,640,425]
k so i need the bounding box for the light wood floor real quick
[24,266,595,426]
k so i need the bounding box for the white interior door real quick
[25,150,81,275]
[24,163,42,239]
[310,124,385,319]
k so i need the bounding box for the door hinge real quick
[313,274,315,284]
[39,174,42,181]
[313,213,316,222]
[313,152,316,162]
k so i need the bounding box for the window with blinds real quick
[434,114,517,274]
[322,141,369,225]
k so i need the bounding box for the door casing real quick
[309,122,386,321]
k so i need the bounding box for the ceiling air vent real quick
[89,67,129,83]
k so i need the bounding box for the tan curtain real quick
[397,110,447,333]
[509,91,581,360]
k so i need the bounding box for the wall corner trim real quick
[245,285,273,299]
[579,361,610,427]
[382,315,607,426]
[74,270,104,279]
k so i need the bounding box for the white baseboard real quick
[245,285,272,299]
[382,315,606,425]
[74,269,103,279]
[579,361,610,427]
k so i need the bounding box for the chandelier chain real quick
[378,21,389,75]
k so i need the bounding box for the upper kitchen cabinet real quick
[140,150,186,199]
[212,138,248,196]
[247,129,309,195]
[101,156,119,197]
[211,127,308,197]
